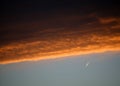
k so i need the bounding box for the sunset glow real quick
[0,15,120,64]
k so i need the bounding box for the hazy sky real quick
[0,52,120,86]
[0,0,120,86]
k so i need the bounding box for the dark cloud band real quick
[0,12,120,64]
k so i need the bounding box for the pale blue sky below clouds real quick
[0,51,120,86]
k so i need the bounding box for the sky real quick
[0,52,120,86]
[0,0,120,86]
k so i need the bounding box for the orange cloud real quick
[0,13,120,64]
[98,17,118,24]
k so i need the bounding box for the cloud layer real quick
[0,12,120,64]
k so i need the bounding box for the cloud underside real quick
[0,13,120,64]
